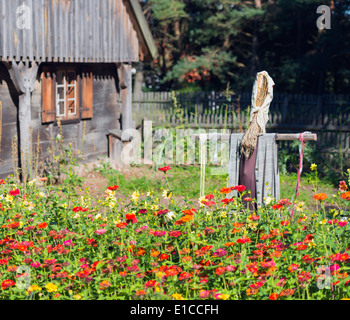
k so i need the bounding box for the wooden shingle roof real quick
[0,0,158,63]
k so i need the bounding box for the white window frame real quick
[55,69,78,119]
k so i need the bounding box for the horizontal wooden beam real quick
[191,133,318,141]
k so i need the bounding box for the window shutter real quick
[41,66,56,123]
[80,68,93,119]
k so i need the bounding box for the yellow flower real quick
[131,191,140,202]
[216,294,230,300]
[151,204,159,211]
[154,286,161,293]
[68,290,73,295]
[45,283,58,293]
[95,214,101,220]
[248,223,258,230]
[310,163,317,171]
[5,195,13,202]
[172,293,186,300]
[156,272,165,279]
[73,294,82,300]
[220,211,227,218]
[28,285,42,292]
[308,240,316,248]
[320,219,327,225]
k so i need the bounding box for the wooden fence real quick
[133,91,350,164]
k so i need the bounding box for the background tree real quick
[137,0,350,94]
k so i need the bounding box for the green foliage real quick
[142,0,350,94]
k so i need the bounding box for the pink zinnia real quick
[30,261,41,268]
[205,201,216,207]
[212,248,227,257]
[95,229,106,235]
[199,290,210,298]
[153,230,166,237]
[226,265,236,272]
[63,240,72,246]
[338,221,348,227]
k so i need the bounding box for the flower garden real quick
[1,165,350,300]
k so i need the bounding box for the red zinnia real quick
[37,222,48,229]
[107,185,119,191]
[269,293,279,300]
[1,279,15,290]
[234,185,246,192]
[158,166,171,172]
[116,222,128,229]
[9,189,20,196]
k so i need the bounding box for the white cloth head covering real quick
[249,71,275,133]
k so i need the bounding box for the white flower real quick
[162,189,172,199]
[165,211,176,220]
[146,191,153,197]
[265,196,274,205]
[95,214,101,220]
[28,179,36,186]
[198,196,208,207]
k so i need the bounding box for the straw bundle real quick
[240,74,269,160]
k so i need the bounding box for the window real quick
[41,65,93,124]
[56,69,79,120]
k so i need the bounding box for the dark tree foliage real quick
[139,0,350,94]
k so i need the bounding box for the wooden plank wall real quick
[0,63,121,178]
[0,0,139,63]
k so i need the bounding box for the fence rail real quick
[133,91,350,162]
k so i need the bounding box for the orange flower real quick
[150,249,160,257]
[136,248,146,256]
[220,187,232,194]
[182,208,197,215]
[224,242,235,247]
[246,288,259,296]
[99,280,112,289]
[341,191,350,201]
[314,193,327,201]
[182,256,192,262]
[232,222,244,228]
[37,222,48,229]
[182,215,193,222]
[269,293,279,300]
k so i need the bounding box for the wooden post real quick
[3,60,39,180]
[117,63,134,132]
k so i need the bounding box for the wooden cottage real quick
[0,0,157,178]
